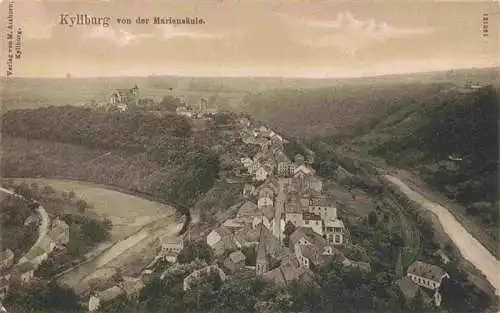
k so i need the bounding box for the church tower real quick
[255,228,268,276]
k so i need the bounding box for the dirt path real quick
[384,175,500,296]
[0,186,51,264]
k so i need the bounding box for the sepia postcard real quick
[0,1,498,312]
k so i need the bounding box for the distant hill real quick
[237,68,498,138]
[342,86,499,243]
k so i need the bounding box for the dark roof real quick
[237,201,258,216]
[407,261,447,282]
[302,212,322,221]
[289,227,326,248]
[214,226,233,238]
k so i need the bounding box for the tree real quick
[283,221,296,247]
[284,221,297,237]
[177,241,214,264]
[159,95,181,111]
[34,259,60,279]
[368,211,379,227]
[76,199,87,213]
[214,113,231,125]
[242,246,257,266]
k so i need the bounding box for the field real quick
[11,178,184,294]
[15,178,178,240]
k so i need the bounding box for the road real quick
[0,186,50,263]
[384,175,500,296]
[58,215,184,294]
[273,179,287,241]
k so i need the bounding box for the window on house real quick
[305,220,310,225]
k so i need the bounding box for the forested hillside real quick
[358,86,498,242]
[0,107,237,215]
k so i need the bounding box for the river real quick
[384,175,500,296]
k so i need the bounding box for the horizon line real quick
[1,66,498,80]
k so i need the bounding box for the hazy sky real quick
[1,0,498,78]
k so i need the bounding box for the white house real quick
[306,198,337,222]
[48,217,70,247]
[258,196,273,209]
[277,162,296,177]
[258,187,274,199]
[325,218,345,245]
[158,236,184,262]
[406,261,450,307]
[284,212,304,228]
[290,228,337,269]
[302,212,323,236]
[406,261,450,291]
[242,184,256,198]
[252,214,272,230]
[255,166,269,181]
[240,157,253,169]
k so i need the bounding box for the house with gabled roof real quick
[242,184,256,198]
[397,276,433,305]
[110,85,139,111]
[255,166,270,181]
[236,201,258,218]
[262,261,314,287]
[407,261,449,291]
[325,218,345,245]
[258,194,273,209]
[223,250,246,274]
[306,197,337,221]
[252,213,272,230]
[290,227,338,269]
[158,235,184,263]
[206,227,241,255]
[48,217,70,248]
[401,260,449,307]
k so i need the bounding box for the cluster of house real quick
[175,97,218,118]
[157,119,376,290]
[88,272,147,312]
[109,85,140,112]
[0,216,70,301]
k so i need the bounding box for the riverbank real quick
[384,174,500,297]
